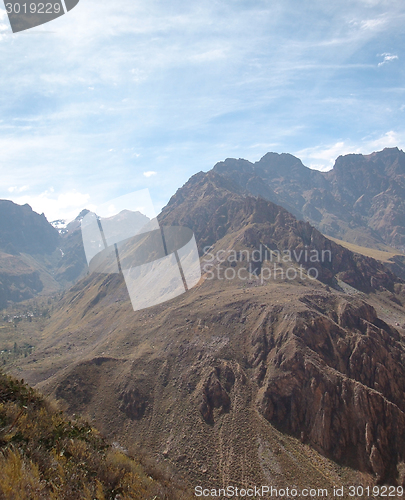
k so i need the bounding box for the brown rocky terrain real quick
[3,147,404,308]
[213,147,405,252]
[9,273,405,488]
[0,252,44,309]
[160,170,401,293]
[3,169,405,493]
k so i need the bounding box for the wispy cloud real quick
[8,185,29,193]
[377,52,399,66]
[143,171,157,178]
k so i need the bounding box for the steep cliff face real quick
[213,147,405,252]
[252,296,405,481]
[325,149,405,250]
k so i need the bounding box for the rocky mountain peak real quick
[211,148,405,251]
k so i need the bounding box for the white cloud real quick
[143,171,157,177]
[296,131,405,171]
[378,52,399,66]
[297,141,352,171]
[366,130,402,149]
[189,48,227,63]
[12,189,92,222]
[360,18,387,30]
[8,185,29,193]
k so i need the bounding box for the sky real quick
[0,0,404,222]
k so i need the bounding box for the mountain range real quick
[0,205,89,309]
[214,147,405,252]
[1,147,405,491]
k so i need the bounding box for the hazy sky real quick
[0,0,404,221]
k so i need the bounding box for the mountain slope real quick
[0,203,89,308]
[0,253,45,309]
[0,200,59,256]
[159,170,401,293]
[13,274,405,487]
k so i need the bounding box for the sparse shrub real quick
[0,369,191,500]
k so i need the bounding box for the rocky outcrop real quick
[119,388,149,420]
[199,364,235,423]
[252,296,405,482]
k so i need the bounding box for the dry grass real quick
[326,236,404,262]
[0,370,191,500]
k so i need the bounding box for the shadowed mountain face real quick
[213,147,405,252]
[0,253,44,309]
[0,203,162,307]
[0,200,59,255]
[10,168,405,488]
[0,203,88,307]
[0,201,59,307]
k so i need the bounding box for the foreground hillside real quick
[11,271,405,491]
[0,370,188,499]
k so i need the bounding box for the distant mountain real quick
[0,203,156,307]
[0,200,59,255]
[213,147,405,252]
[54,209,89,284]
[0,202,89,307]
[12,168,405,488]
[0,201,59,307]
[51,218,69,235]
